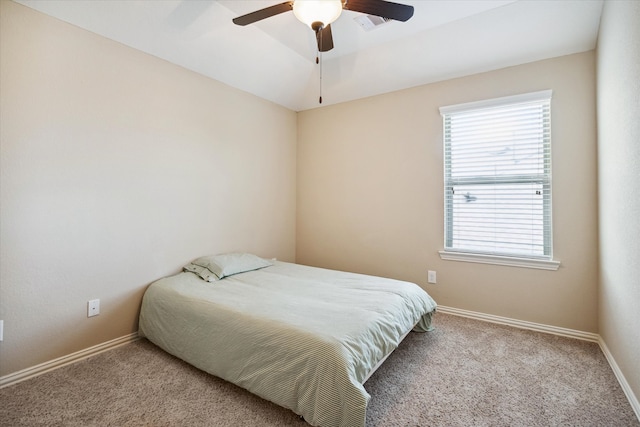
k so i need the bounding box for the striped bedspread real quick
[139,261,437,427]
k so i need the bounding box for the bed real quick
[138,253,437,427]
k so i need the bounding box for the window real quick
[439,90,559,270]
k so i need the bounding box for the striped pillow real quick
[187,253,272,281]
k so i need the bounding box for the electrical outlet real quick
[88,299,100,317]
[428,270,437,284]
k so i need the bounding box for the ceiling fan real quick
[232,0,415,53]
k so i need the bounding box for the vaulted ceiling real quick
[15,0,603,111]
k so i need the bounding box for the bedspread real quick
[138,261,436,427]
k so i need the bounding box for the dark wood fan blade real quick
[317,24,334,52]
[232,1,293,26]
[344,0,414,22]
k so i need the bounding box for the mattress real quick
[138,260,437,427]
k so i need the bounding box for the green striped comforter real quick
[139,261,437,427]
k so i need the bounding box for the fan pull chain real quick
[316,25,323,104]
[318,51,323,104]
[316,37,322,104]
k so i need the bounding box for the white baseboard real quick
[437,305,639,422]
[0,332,139,389]
[437,305,600,341]
[598,336,640,421]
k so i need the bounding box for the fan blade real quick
[317,24,334,52]
[344,0,414,22]
[232,1,293,26]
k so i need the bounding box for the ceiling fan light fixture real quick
[292,0,343,28]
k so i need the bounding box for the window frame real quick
[438,90,560,271]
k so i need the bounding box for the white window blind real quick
[440,90,553,260]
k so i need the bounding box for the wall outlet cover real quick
[428,270,437,284]
[88,299,100,317]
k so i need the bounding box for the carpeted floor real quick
[1,313,638,426]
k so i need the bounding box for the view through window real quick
[440,90,553,260]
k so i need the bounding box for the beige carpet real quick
[1,313,638,426]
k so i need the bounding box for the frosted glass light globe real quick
[293,0,343,28]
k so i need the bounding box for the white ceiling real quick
[15,0,603,111]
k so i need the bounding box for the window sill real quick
[438,251,560,271]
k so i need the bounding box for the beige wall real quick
[298,52,598,332]
[596,0,640,409]
[0,1,297,376]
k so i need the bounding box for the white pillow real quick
[189,253,272,280]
